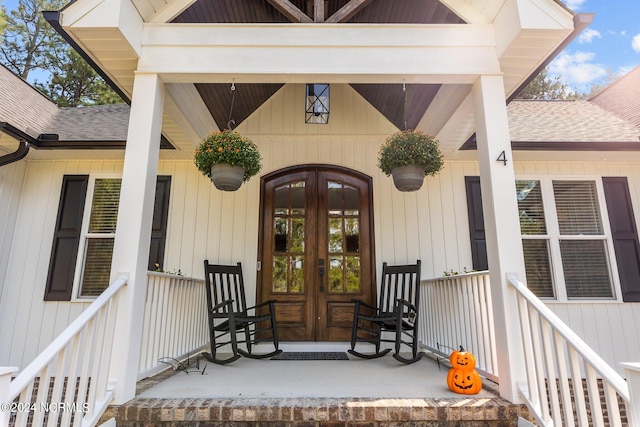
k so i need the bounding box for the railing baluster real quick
[603,382,623,427]
[85,307,108,422]
[585,365,605,427]
[569,334,595,426]
[553,330,575,427]
[528,304,550,421]
[540,317,561,425]
[60,333,82,427]
[516,291,539,408]
[45,345,68,427]
[15,383,33,427]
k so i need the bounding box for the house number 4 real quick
[497,150,507,165]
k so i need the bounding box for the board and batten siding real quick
[0,160,26,308]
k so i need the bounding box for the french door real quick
[258,165,375,341]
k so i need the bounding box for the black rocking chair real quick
[203,260,281,364]
[349,260,425,364]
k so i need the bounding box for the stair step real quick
[103,396,533,426]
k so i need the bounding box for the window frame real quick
[517,175,623,302]
[71,174,122,301]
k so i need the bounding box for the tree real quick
[515,68,575,100]
[1,0,122,106]
[35,47,121,106]
[0,0,65,80]
[0,5,7,29]
[580,68,620,99]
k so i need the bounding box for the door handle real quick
[318,259,325,292]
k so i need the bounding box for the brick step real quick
[103,396,533,426]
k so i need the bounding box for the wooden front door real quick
[258,165,375,341]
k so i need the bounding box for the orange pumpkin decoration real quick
[447,346,482,394]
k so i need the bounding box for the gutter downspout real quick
[0,122,35,167]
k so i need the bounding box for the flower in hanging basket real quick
[194,129,262,182]
[377,130,444,177]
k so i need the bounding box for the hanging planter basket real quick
[194,129,262,192]
[377,130,444,192]
[211,164,246,191]
[391,165,425,192]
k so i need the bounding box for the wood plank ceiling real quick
[172,0,464,130]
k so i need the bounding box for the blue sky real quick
[1,0,639,94]
[554,0,640,93]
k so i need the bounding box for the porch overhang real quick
[53,0,578,154]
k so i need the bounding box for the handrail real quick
[4,275,128,427]
[507,273,634,427]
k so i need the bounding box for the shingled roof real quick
[508,99,640,143]
[0,64,130,142]
[49,104,130,142]
[589,65,640,131]
[0,64,58,138]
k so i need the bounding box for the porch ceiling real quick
[55,0,580,154]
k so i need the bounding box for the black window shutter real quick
[465,176,488,271]
[44,175,89,301]
[602,177,640,302]
[148,176,171,271]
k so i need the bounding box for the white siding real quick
[0,160,26,307]
[1,84,639,377]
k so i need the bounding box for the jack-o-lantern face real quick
[451,352,476,368]
[446,346,482,395]
[447,369,482,394]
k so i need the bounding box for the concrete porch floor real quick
[136,345,497,400]
[102,344,535,426]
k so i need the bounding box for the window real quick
[516,179,616,300]
[45,175,171,301]
[77,178,121,297]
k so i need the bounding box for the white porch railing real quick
[138,272,208,379]
[508,273,637,427]
[419,271,498,381]
[0,272,209,427]
[1,276,127,427]
[420,271,639,426]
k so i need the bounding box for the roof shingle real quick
[507,99,640,143]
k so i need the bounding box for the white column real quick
[472,74,526,403]
[108,72,165,404]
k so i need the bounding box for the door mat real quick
[270,352,349,360]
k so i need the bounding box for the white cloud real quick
[563,0,585,11]
[633,34,640,53]
[578,28,601,44]
[548,51,608,90]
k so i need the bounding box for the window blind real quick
[553,181,603,235]
[522,239,555,298]
[88,179,121,233]
[517,180,546,235]
[80,178,121,297]
[80,238,115,297]
[560,240,613,299]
